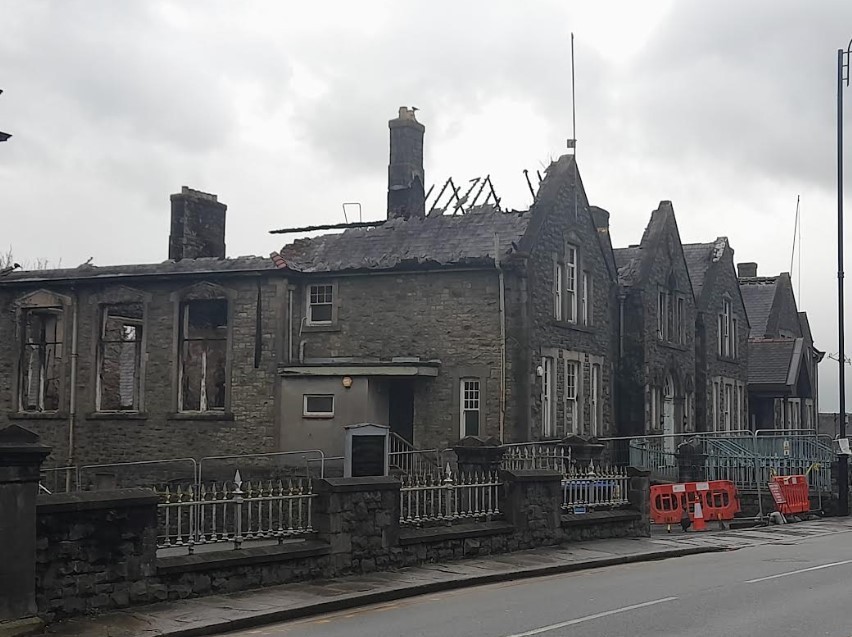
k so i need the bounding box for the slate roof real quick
[681,242,714,300]
[613,246,642,286]
[739,277,778,338]
[277,209,531,273]
[748,339,797,386]
[0,256,275,285]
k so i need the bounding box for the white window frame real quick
[720,299,734,358]
[460,378,481,437]
[564,359,578,434]
[581,271,591,326]
[565,245,577,323]
[712,379,720,431]
[789,398,801,430]
[554,260,563,321]
[307,283,334,326]
[303,394,335,418]
[590,363,601,437]
[542,357,554,437]
[723,383,733,431]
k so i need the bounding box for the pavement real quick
[43,518,852,637]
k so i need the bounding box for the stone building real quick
[682,238,749,433]
[274,107,619,454]
[737,264,822,429]
[613,202,697,451]
[0,188,286,471]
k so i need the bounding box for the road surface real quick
[220,524,852,637]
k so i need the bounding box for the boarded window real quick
[308,284,334,324]
[97,303,143,411]
[303,394,334,417]
[20,309,62,412]
[179,299,228,412]
[460,379,481,437]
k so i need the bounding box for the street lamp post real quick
[837,41,851,516]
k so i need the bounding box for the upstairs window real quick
[179,299,228,412]
[581,272,591,325]
[565,245,577,322]
[460,379,481,437]
[719,299,736,358]
[554,260,563,321]
[657,291,668,340]
[20,308,63,412]
[308,284,334,325]
[542,356,554,437]
[97,303,143,411]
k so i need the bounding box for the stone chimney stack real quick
[169,187,227,261]
[737,262,758,278]
[387,106,425,220]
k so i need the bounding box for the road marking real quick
[501,597,678,637]
[746,558,852,583]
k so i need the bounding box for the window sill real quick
[303,414,335,419]
[716,355,739,363]
[86,412,149,421]
[9,411,66,420]
[659,341,688,352]
[302,324,340,333]
[167,412,235,421]
[551,319,594,333]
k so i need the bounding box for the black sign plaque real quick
[351,435,386,477]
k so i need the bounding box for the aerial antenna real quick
[789,195,801,304]
[566,33,577,155]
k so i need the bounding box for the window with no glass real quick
[97,302,144,411]
[179,299,228,412]
[20,308,63,412]
[303,394,335,417]
[308,284,334,324]
[460,379,481,437]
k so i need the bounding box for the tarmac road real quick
[220,524,852,637]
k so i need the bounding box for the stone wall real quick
[35,489,159,619]
[0,273,286,474]
[33,472,650,621]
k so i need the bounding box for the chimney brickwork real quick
[168,187,227,261]
[387,107,425,220]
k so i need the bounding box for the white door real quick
[663,375,675,456]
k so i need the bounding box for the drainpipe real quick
[287,287,294,363]
[66,294,79,491]
[495,235,507,443]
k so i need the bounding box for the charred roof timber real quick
[0,89,10,142]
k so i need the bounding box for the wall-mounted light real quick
[342,376,353,389]
[536,365,544,377]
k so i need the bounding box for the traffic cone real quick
[693,499,707,531]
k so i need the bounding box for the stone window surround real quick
[169,283,236,419]
[552,236,592,329]
[304,280,339,330]
[711,376,746,432]
[12,289,73,417]
[657,282,686,345]
[540,348,605,438]
[451,365,490,440]
[88,287,151,418]
[717,295,738,361]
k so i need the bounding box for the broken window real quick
[20,308,63,412]
[307,284,334,324]
[97,303,143,411]
[179,299,228,412]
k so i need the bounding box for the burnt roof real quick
[739,276,778,338]
[277,208,531,273]
[0,256,275,285]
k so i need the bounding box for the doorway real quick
[388,379,415,444]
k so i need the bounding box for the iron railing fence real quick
[561,464,630,512]
[500,442,570,472]
[157,471,315,553]
[389,433,442,476]
[399,466,501,526]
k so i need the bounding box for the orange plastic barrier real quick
[650,480,740,528]
[772,475,809,516]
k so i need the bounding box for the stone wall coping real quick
[560,509,641,528]
[627,467,651,478]
[157,540,330,574]
[398,520,514,546]
[37,488,160,513]
[500,469,564,482]
[316,476,401,493]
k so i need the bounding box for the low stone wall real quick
[33,470,651,621]
[35,489,159,618]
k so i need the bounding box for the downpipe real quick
[66,294,79,491]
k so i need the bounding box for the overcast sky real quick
[3,0,852,410]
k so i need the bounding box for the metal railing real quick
[157,470,315,552]
[561,464,630,512]
[389,433,441,476]
[628,439,679,482]
[399,466,501,526]
[501,441,569,472]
